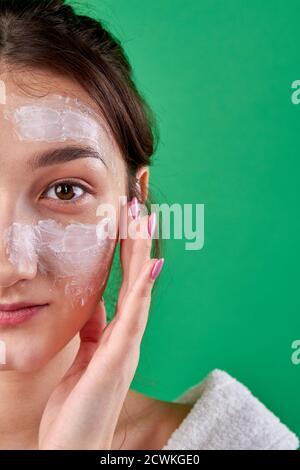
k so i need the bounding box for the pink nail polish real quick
[129,197,139,220]
[148,212,157,238]
[151,258,164,281]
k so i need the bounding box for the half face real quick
[0,70,127,372]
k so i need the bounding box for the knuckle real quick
[139,283,152,299]
[129,274,153,299]
[124,317,144,339]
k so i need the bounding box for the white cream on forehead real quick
[3,93,118,176]
[3,217,113,306]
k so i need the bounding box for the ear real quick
[135,165,150,202]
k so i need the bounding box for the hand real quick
[38,198,164,450]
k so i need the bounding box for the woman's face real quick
[0,70,128,372]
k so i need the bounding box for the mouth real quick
[0,302,49,327]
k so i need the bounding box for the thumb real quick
[68,298,107,376]
[79,297,107,344]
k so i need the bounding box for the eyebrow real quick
[29,145,108,170]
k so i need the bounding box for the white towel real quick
[162,369,299,450]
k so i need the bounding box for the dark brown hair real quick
[0,0,161,260]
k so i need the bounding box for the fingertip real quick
[150,257,165,281]
[129,196,140,220]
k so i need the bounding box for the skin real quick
[0,68,193,450]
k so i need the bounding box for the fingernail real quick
[151,258,165,281]
[148,212,157,238]
[129,196,140,220]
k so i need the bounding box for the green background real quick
[71,0,300,440]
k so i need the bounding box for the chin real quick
[0,351,49,373]
[0,331,79,373]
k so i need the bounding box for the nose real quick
[0,223,38,288]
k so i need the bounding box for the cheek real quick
[5,217,116,307]
[47,237,114,307]
[38,217,116,307]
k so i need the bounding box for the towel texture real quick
[162,369,299,450]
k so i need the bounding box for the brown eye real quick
[44,182,85,201]
[55,183,75,200]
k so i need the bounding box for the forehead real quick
[1,67,103,116]
[0,68,126,180]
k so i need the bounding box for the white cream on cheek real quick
[4,217,113,306]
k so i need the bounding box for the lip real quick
[0,303,49,326]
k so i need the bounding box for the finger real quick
[121,198,153,277]
[118,199,155,306]
[91,257,164,373]
[116,257,164,342]
[65,299,107,377]
[79,297,107,344]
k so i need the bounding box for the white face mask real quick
[0,91,121,305]
[3,217,113,306]
[2,92,118,177]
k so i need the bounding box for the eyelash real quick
[41,179,94,204]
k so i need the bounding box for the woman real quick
[0,0,298,450]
